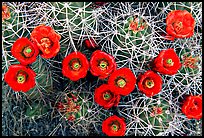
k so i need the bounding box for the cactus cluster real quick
[2,2,202,136]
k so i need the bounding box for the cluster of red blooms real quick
[3,8,201,136]
[56,93,81,121]
[62,37,200,136]
[61,40,136,136]
[4,25,61,92]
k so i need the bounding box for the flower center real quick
[117,78,126,88]
[40,37,52,54]
[23,46,34,58]
[71,61,81,71]
[191,100,199,110]
[111,124,119,132]
[166,58,174,66]
[99,60,108,70]
[173,21,183,34]
[103,92,112,100]
[144,79,154,88]
[17,73,26,84]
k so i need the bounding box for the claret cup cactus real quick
[2,2,202,136]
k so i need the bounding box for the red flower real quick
[152,49,182,75]
[30,24,61,59]
[84,38,98,49]
[129,17,147,33]
[94,84,120,109]
[90,50,116,79]
[181,95,202,120]
[108,68,136,96]
[4,64,36,92]
[62,51,89,81]
[56,102,65,110]
[137,70,162,97]
[102,115,126,136]
[150,106,163,117]
[182,54,199,69]
[2,4,11,22]
[11,37,39,65]
[166,10,195,39]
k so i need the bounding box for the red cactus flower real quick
[67,114,76,121]
[56,102,65,110]
[166,10,195,39]
[2,4,11,22]
[137,70,162,97]
[4,64,36,92]
[30,24,61,59]
[11,37,39,65]
[108,68,136,96]
[182,54,199,69]
[102,115,126,136]
[94,84,120,109]
[129,20,138,33]
[90,50,116,79]
[150,106,163,117]
[129,16,147,33]
[62,51,89,81]
[152,49,182,75]
[181,95,202,120]
[84,38,98,49]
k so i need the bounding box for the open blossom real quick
[30,25,61,59]
[102,115,126,136]
[11,37,39,65]
[108,68,136,96]
[4,64,36,92]
[166,10,195,39]
[152,49,182,75]
[62,51,89,81]
[137,70,163,97]
[181,95,202,120]
[90,50,116,79]
[94,84,120,109]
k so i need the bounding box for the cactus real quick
[2,2,202,136]
[117,95,174,136]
